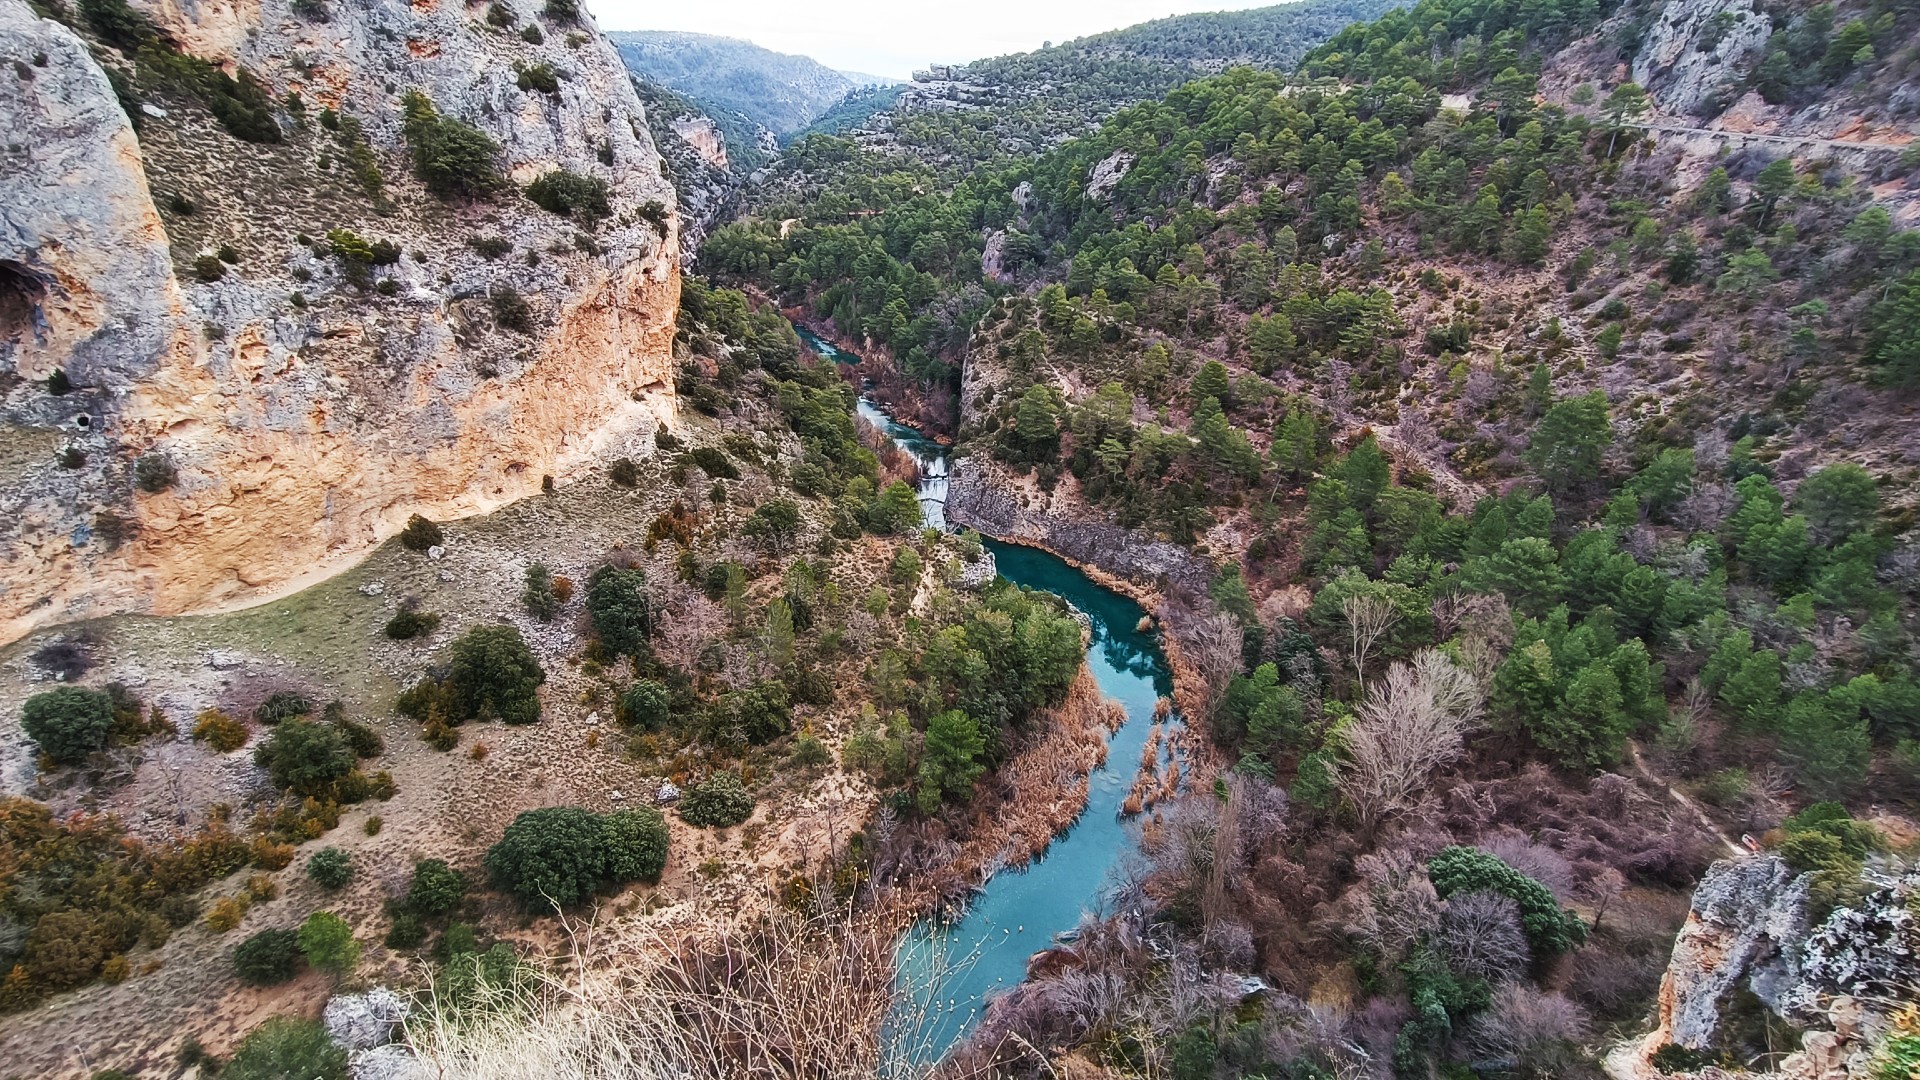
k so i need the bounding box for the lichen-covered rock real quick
[324,986,410,1050]
[0,0,679,645]
[1664,856,1813,1047]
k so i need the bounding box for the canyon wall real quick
[0,0,679,644]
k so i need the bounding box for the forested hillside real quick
[827,0,1409,174]
[697,0,1920,1073]
[609,30,858,136]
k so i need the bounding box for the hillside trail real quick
[1626,119,1914,157]
[1626,740,1747,860]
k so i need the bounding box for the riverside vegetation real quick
[9,0,1920,1077]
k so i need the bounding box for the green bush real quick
[384,607,440,640]
[21,686,115,765]
[296,911,358,975]
[679,773,755,828]
[685,445,739,480]
[193,254,226,282]
[618,680,670,730]
[307,847,353,889]
[484,806,608,908]
[609,458,640,487]
[515,62,559,93]
[79,0,161,49]
[524,169,611,222]
[601,808,669,883]
[543,0,578,21]
[398,514,443,551]
[446,624,545,725]
[254,691,313,725]
[522,563,560,621]
[406,858,468,917]
[253,719,354,797]
[587,565,654,657]
[224,1017,347,1080]
[400,91,502,199]
[384,911,426,949]
[485,0,515,27]
[233,927,304,985]
[1428,846,1586,959]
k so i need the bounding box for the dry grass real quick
[408,899,994,1080]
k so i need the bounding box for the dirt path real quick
[1626,741,1746,859]
[1627,120,1914,157]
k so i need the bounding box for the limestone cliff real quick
[0,0,679,644]
[1607,856,1918,1080]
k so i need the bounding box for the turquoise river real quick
[797,327,1180,1065]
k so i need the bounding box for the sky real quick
[593,0,1293,80]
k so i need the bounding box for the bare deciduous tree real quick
[1328,650,1487,834]
[1435,890,1530,982]
[1336,845,1441,969]
[1467,984,1591,1077]
[1343,592,1402,692]
[1177,606,1246,722]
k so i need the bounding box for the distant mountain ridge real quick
[608,31,857,136]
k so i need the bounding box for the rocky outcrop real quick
[0,0,679,644]
[946,454,1210,600]
[672,115,729,171]
[1631,0,1771,117]
[325,986,410,1050]
[1607,857,1919,1080]
[1085,150,1135,204]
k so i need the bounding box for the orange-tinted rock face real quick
[0,0,680,643]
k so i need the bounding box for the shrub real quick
[609,458,640,487]
[192,708,249,752]
[384,607,440,640]
[491,285,533,332]
[654,429,681,452]
[398,514,443,551]
[515,62,559,93]
[253,719,354,797]
[400,90,502,199]
[364,815,383,836]
[522,563,560,621]
[254,691,313,725]
[1428,846,1587,960]
[23,910,113,990]
[587,565,653,657]
[619,679,670,730]
[485,0,515,27]
[447,624,545,725]
[520,23,543,43]
[205,894,251,932]
[686,445,739,480]
[193,254,226,282]
[384,911,426,949]
[224,1017,347,1080]
[233,928,303,985]
[543,0,577,21]
[467,234,510,260]
[297,911,358,975]
[524,169,611,223]
[134,453,177,492]
[679,773,755,828]
[406,859,467,917]
[484,806,608,908]
[307,847,353,889]
[47,368,74,395]
[21,686,115,765]
[602,808,669,883]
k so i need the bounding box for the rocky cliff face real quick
[1607,856,1917,1080]
[1630,0,1772,117]
[0,0,679,644]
